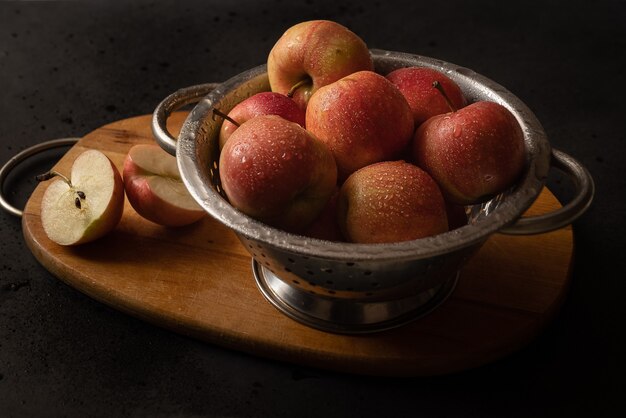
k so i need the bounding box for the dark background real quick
[1,0,624,416]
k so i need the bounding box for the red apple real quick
[413,101,526,205]
[337,161,449,244]
[386,66,467,125]
[123,144,206,226]
[267,20,373,110]
[37,150,125,245]
[306,70,415,179]
[217,91,305,150]
[301,188,345,242]
[219,115,337,233]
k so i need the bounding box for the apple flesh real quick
[413,101,526,205]
[386,66,467,125]
[337,161,449,244]
[306,70,415,179]
[123,144,205,227]
[267,20,373,110]
[39,149,125,246]
[218,91,306,150]
[219,115,337,233]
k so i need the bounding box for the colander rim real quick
[176,49,551,261]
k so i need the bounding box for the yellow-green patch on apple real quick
[267,20,373,110]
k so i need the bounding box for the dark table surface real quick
[1,1,624,416]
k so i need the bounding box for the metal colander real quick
[152,50,594,333]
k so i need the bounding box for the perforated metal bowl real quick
[152,49,594,333]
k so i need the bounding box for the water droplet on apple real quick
[453,124,463,138]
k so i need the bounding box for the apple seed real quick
[36,169,87,209]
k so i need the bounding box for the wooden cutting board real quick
[22,112,574,377]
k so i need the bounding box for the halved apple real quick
[123,144,205,226]
[39,149,125,246]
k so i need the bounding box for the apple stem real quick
[432,81,457,112]
[35,170,72,186]
[287,78,310,98]
[36,170,87,205]
[213,108,240,127]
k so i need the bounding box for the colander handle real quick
[499,148,594,235]
[152,83,219,156]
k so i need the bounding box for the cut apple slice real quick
[123,144,205,226]
[39,149,125,246]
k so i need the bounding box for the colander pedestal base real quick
[252,260,459,334]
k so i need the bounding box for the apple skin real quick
[337,161,449,244]
[40,150,125,246]
[218,91,305,150]
[267,20,373,110]
[413,101,526,205]
[301,188,345,242]
[219,114,337,233]
[123,144,206,227]
[386,66,467,125]
[306,70,415,180]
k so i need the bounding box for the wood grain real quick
[22,112,574,377]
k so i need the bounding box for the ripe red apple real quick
[413,100,526,205]
[337,161,449,244]
[219,115,337,233]
[217,91,305,150]
[37,150,125,245]
[123,144,206,226]
[267,20,373,110]
[386,66,467,125]
[301,188,345,242]
[306,70,415,179]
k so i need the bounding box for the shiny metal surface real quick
[152,82,219,156]
[0,138,79,217]
[499,149,595,234]
[152,49,594,333]
[253,259,459,334]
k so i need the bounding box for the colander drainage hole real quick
[363,271,372,276]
